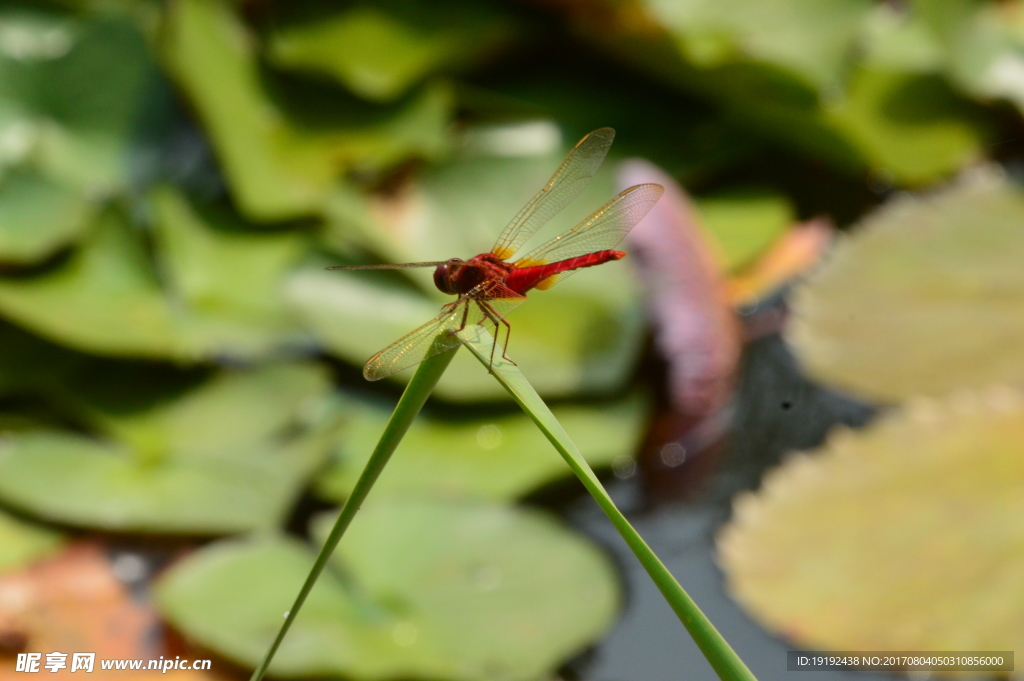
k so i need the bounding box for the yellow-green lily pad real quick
[643,0,870,91]
[825,67,984,186]
[0,168,92,263]
[718,386,1024,652]
[788,171,1024,402]
[0,206,181,357]
[161,0,450,220]
[155,499,619,680]
[0,193,308,361]
[316,394,645,502]
[0,319,86,397]
[0,509,62,575]
[0,362,337,533]
[149,186,308,356]
[0,12,156,194]
[267,5,510,103]
[594,1,985,184]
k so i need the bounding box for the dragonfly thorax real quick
[433,254,513,296]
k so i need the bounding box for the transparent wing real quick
[491,128,615,260]
[362,282,526,381]
[512,183,664,290]
[362,303,466,381]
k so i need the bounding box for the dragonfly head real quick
[433,258,463,295]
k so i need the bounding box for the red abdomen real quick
[505,250,626,294]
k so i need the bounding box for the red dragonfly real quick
[330,128,664,381]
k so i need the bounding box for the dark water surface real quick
[565,334,893,681]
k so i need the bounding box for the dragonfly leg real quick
[478,301,517,368]
[476,302,501,368]
[456,298,470,334]
[499,316,514,364]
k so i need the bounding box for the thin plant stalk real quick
[251,331,754,681]
[459,329,757,681]
[248,345,458,681]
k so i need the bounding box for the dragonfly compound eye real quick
[433,262,457,294]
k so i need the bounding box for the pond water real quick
[564,333,895,681]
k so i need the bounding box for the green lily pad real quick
[910,0,1024,113]
[695,191,794,271]
[718,386,1024,652]
[66,361,331,457]
[0,509,62,575]
[643,0,870,92]
[858,4,945,74]
[0,206,182,357]
[0,12,157,194]
[316,394,645,502]
[788,171,1024,402]
[0,318,87,397]
[0,167,92,263]
[582,1,985,184]
[161,0,451,221]
[267,5,510,103]
[0,192,309,361]
[0,362,337,533]
[825,67,984,185]
[149,186,308,355]
[299,134,645,400]
[155,499,619,680]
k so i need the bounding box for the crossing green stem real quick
[459,330,757,681]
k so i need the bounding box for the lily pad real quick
[0,318,87,397]
[267,5,510,103]
[858,4,945,74]
[911,0,1024,114]
[824,67,984,185]
[0,167,92,263]
[316,394,645,502]
[66,361,331,457]
[0,11,157,194]
[0,193,309,361]
[643,0,870,92]
[0,362,338,533]
[788,171,1024,402]
[161,0,451,220]
[0,206,182,357]
[155,499,619,680]
[718,386,1024,652]
[149,186,308,356]
[578,1,985,184]
[0,509,62,574]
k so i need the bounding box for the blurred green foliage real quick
[2,0,1024,676]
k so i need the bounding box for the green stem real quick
[459,330,756,681]
[248,346,458,681]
